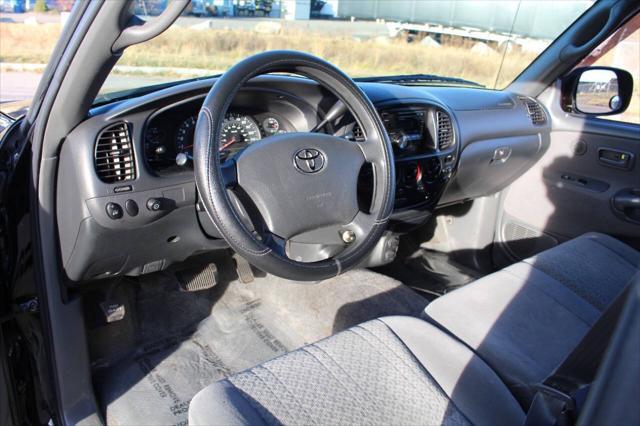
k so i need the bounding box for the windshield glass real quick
[0,1,596,106]
[94,0,595,100]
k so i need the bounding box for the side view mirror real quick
[562,66,634,116]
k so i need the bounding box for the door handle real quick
[612,188,640,224]
[598,148,634,170]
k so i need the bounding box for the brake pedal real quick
[233,253,254,283]
[176,263,218,292]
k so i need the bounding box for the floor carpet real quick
[92,265,427,426]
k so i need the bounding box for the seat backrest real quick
[577,275,640,426]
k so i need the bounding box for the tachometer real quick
[219,113,262,159]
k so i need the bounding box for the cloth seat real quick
[188,316,525,426]
[424,232,639,405]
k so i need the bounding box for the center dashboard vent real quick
[520,97,547,125]
[94,122,136,183]
[435,110,453,150]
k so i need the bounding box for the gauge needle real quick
[219,137,237,151]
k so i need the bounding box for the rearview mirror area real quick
[562,66,634,116]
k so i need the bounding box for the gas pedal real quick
[233,253,254,283]
[176,263,218,292]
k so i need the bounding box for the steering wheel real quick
[193,51,395,281]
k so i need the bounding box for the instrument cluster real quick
[144,100,292,174]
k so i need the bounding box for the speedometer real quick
[220,113,262,159]
[173,113,262,163]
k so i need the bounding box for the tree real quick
[34,0,48,13]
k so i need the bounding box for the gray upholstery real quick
[425,232,639,405]
[189,317,525,426]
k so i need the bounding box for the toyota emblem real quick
[294,148,325,174]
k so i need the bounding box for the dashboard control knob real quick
[176,152,189,167]
[105,202,123,220]
[146,198,163,212]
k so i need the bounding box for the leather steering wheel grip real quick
[193,50,395,281]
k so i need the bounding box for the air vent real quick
[94,122,136,183]
[436,110,453,150]
[352,123,365,142]
[520,97,546,125]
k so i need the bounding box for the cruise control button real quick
[105,202,123,219]
[125,199,139,216]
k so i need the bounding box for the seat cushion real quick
[425,232,639,405]
[188,317,525,426]
[521,232,640,311]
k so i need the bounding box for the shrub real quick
[34,0,48,13]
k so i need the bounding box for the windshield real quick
[95,0,595,100]
[0,1,596,107]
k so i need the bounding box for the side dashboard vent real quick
[520,97,547,125]
[94,122,136,183]
[351,123,365,142]
[436,110,453,150]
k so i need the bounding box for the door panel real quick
[498,85,640,261]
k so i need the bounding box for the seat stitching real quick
[225,380,274,425]
[521,260,605,312]
[352,322,473,424]
[303,343,374,411]
[501,267,594,326]
[377,320,474,425]
[240,368,299,424]
[260,363,319,426]
[587,237,639,269]
[349,322,428,389]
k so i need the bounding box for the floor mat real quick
[93,267,426,426]
[376,249,482,299]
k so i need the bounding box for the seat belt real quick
[524,284,632,426]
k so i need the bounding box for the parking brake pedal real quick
[176,263,218,292]
[233,253,254,283]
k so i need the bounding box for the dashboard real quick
[57,75,551,283]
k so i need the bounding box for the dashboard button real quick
[105,202,123,220]
[125,199,139,216]
[146,198,163,212]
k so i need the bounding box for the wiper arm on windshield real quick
[355,74,484,88]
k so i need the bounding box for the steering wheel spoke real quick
[220,158,238,188]
[263,231,288,258]
[355,136,383,163]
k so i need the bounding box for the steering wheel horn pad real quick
[194,50,395,281]
[236,132,364,239]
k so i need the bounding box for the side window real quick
[577,14,640,124]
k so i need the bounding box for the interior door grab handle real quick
[611,188,640,224]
